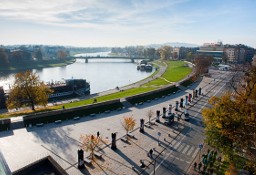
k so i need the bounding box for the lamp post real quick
[157,132,161,146]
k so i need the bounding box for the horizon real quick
[0,0,255,48]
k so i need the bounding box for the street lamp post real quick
[157,132,161,146]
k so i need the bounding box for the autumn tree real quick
[57,50,68,60]
[121,116,136,139]
[80,134,103,160]
[194,54,213,76]
[7,71,52,111]
[202,65,256,172]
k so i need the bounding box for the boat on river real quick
[48,79,90,99]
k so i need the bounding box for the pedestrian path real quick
[170,140,199,159]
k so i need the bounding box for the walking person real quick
[198,162,202,172]
[194,162,197,170]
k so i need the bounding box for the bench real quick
[36,123,44,127]
[144,124,150,128]
[54,120,62,124]
[121,137,128,143]
[94,152,102,158]
[127,132,135,138]
[73,116,80,120]
[84,157,92,165]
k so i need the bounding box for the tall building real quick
[224,44,254,64]
[179,47,199,59]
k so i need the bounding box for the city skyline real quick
[0,0,255,48]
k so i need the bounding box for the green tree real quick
[7,71,52,110]
[158,46,173,60]
[0,48,9,65]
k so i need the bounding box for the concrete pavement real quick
[0,70,232,175]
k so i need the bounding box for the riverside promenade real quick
[0,70,231,175]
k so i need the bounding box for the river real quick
[0,52,154,94]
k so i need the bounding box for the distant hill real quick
[146,42,199,48]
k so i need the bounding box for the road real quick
[142,70,233,175]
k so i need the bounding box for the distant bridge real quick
[72,56,150,63]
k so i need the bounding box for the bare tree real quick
[80,134,104,161]
[194,54,213,76]
[147,109,153,125]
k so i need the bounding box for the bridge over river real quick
[72,56,150,63]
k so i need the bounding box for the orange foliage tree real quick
[202,65,256,172]
[121,116,136,138]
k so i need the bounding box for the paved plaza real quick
[0,70,232,175]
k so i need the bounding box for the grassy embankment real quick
[54,60,192,109]
[0,60,192,118]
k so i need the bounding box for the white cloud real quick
[0,0,189,29]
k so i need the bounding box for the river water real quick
[0,52,153,94]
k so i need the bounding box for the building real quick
[172,47,180,59]
[197,42,224,63]
[224,44,255,64]
[179,47,199,59]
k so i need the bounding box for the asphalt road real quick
[142,70,233,175]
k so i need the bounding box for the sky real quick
[0,0,255,47]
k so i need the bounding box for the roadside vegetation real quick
[202,64,256,173]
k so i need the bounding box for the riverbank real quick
[0,58,76,72]
[0,60,193,118]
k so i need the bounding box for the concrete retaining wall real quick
[23,99,122,126]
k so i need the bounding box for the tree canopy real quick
[202,65,256,172]
[7,71,52,110]
[194,54,213,76]
[158,46,173,60]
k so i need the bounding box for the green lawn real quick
[162,61,192,82]
[143,60,192,87]
[142,78,169,87]
[64,86,157,108]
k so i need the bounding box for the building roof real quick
[0,150,12,175]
